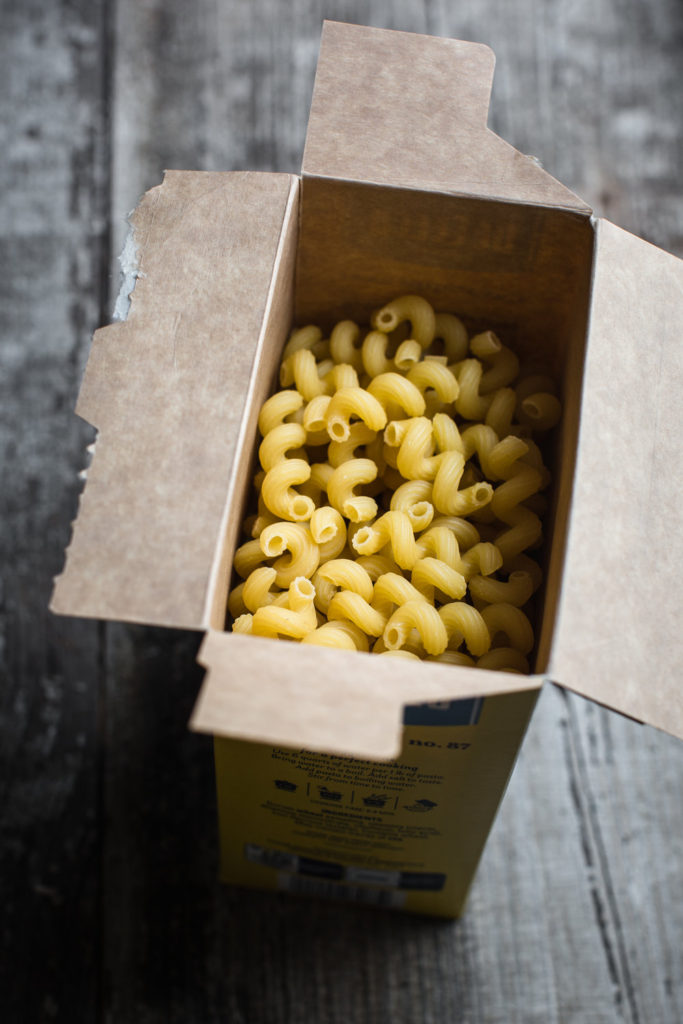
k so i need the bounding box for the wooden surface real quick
[1,1,682,1021]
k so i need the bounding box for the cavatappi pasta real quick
[228,295,561,673]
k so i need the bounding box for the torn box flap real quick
[302,21,591,214]
[51,170,300,631]
[550,218,683,741]
[190,631,543,761]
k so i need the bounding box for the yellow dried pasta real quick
[228,294,560,676]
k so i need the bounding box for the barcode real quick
[278,873,405,908]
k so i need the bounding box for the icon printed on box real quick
[274,779,297,792]
[404,798,438,812]
[362,793,389,808]
[318,786,343,801]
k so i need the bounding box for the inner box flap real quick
[51,170,299,631]
[191,632,542,760]
[550,218,683,741]
[303,21,591,214]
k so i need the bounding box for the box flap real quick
[190,632,542,761]
[51,170,299,630]
[303,22,591,214]
[550,218,683,740]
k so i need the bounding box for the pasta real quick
[227,294,561,676]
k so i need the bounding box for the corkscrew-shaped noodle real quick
[439,602,490,656]
[469,570,534,608]
[481,602,534,654]
[372,295,436,349]
[411,557,467,601]
[252,577,317,639]
[406,361,459,405]
[327,591,388,637]
[432,451,494,516]
[327,458,379,522]
[390,479,434,532]
[280,348,328,400]
[383,600,448,655]
[367,372,426,417]
[351,511,420,570]
[431,312,468,363]
[470,331,520,393]
[454,358,494,420]
[260,522,320,588]
[329,320,363,371]
[325,386,387,442]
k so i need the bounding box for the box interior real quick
[224,178,595,676]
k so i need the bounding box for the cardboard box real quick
[51,22,682,917]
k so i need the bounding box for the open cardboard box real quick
[51,23,682,917]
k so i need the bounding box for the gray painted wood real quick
[1,1,681,1022]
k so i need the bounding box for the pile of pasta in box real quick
[51,22,682,917]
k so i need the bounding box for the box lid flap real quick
[302,21,591,215]
[51,170,299,631]
[190,631,542,761]
[550,218,683,739]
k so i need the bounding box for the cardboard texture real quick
[51,22,682,914]
[51,171,299,630]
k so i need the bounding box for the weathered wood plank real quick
[0,0,111,1019]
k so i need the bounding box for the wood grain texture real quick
[1,0,682,1022]
[0,0,111,1019]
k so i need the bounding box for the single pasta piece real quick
[252,577,317,639]
[480,602,534,654]
[280,347,329,400]
[317,558,374,603]
[302,394,332,438]
[411,556,467,602]
[258,422,307,472]
[260,522,320,588]
[258,389,304,436]
[329,320,363,371]
[394,339,423,371]
[301,622,358,650]
[406,361,459,405]
[367,372,426,417]
[485,387,516,438]
[327,458,379,522]
[281,324,323,360]
[469,569,534,608]
[241,566,281,613]
[371,295,436,349]
[326,386,387,441]
[351,511,420,570]
[355,553,401,581]
[361,329,394,378]
[394,418,441,480]
[519,392,562,431]
[328,422,376,467]
[372,572,428,618]
[454,358,493,420]
[234,538,270,579]
[232,613,254,635]
[261,457,315,522]
[390,479,434,531]
[470,331,520,393]
[439,602,490,657]
[310,506,347,562]
[432,451,493,516]
[383,600,448,656]
[327,591,388,637]
[325,362,360,392]
[431,312,468,363]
